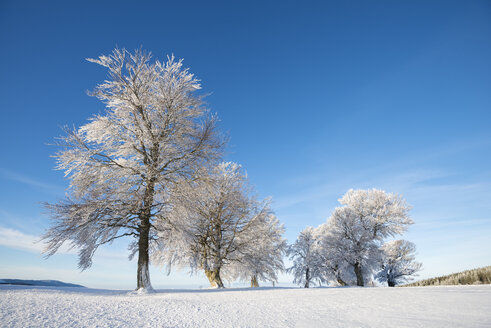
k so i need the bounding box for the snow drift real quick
[1,285,490,327]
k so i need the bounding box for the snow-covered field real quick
[1,285,490,327]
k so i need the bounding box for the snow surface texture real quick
[1,285,490,327]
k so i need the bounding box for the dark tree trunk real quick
[354,262,364,286]
[136,180,155,291]
[333,265,346,286]
[337,278,347,286]
[251,275,259,288]
[205,268,224,288]
[137,215,151,290]
[304,268,310,288]
[388,280,396,287]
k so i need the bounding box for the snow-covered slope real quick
[1,285,490,327]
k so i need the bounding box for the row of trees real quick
[41,48,420,291]
[287,189,422,287]
[42,48,285,291]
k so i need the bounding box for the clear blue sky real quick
[0,0,490,289]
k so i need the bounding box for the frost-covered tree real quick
[287,227,325,288]
[156,162,282,288]
[325,206,382,286]
[326,189,413,286]
[376,240,422,286]
[313,223,352,286]
[231,213,287,287]
[42,48,222,291]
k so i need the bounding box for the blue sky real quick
[0,0,490,289]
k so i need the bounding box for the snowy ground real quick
[1,285,490,327]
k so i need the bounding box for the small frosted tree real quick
[287,227,325,288]
[42,48,222,291]
[376,240,422,286]
[156,162,282,288]
[231,213,287,287]
[326,189,413,286]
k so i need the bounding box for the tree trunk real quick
[250,275,259,288]
[333,265,346,286]
[304,267,310,288]
[205,268,224,288]
[388,280,396,287]
[136,215,152,291]
[354,262,364,286]
[337,278,347,286]
[136,180,155,291]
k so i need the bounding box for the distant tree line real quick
[404,266,491,287]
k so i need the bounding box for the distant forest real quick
[405,266,491,287]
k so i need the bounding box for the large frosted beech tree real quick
[156,162,283,288]
[42,48,222,291]
[326,189,413,286]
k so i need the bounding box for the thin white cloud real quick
[274,135,491,212]
[0,167,63,192]
[274,168,445,210]
[0,226,52,254]
[0,226,127,260]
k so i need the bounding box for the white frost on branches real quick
[325,189,413,286]
[289,189,419,287]
[287,227,325,288]
[154,162,286,287]
[230,213,287,287]
[42,48,223,291]
[376,240,422,286]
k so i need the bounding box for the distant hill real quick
[404,266,491,287]
[0,279,85,288]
